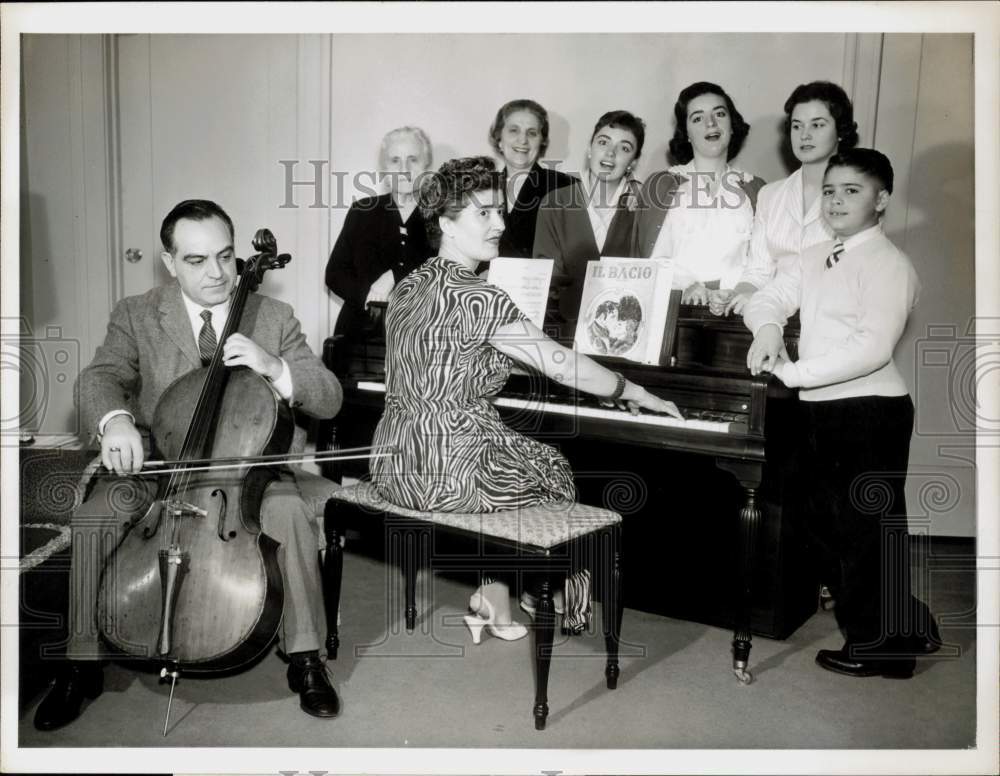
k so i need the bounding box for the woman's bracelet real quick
[607,371,627,401]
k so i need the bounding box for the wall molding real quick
[842,32,885,148]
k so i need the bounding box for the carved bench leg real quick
[533,576,556,731]
[320,498,344,660]
[603,525,623,690]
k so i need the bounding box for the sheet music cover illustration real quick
[574,258,675,365]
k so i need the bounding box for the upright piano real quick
[322,305,818,683]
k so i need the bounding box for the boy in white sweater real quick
[743,148,939,678]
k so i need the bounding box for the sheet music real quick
[487,257,554,329]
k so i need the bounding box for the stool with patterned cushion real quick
[321,481,623,730]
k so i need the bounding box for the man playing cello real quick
[34,199,344,730]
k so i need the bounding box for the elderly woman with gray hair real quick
[325,126,435,339]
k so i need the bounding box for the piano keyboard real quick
[355,381,732,434]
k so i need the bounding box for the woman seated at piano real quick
[739,81,858,313]
[490,98,576,259]
[370,156,681,641]
[532,110,645,340]
[632,82,766,316]
[325,126,435,341]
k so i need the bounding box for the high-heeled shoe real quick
[464,590,528,644]
[519,590,565,618]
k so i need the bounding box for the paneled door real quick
[112,34,334,350]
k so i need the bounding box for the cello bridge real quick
[164,499,208,518]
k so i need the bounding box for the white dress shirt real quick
[649,164,755,290]
[743,224,920,402]
[747,167,835,286]
[97,290,293,435]
[584,171,629,254]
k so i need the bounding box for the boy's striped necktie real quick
[825,241,845,269]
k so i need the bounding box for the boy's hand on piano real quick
[747,325,784,375]
[766,355,790,383]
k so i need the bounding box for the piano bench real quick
[321,481,624,731]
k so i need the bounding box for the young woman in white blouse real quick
[725,81,859,315]
[632,82,765,315]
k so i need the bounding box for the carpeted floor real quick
[16,539,977,750]
[12,445,980,761]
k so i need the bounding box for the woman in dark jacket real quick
[489,99,575,258]
[325,126,435,339]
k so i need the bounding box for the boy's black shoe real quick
[815,648,915,679]
[287,651,340,718]
[33,661,104,731]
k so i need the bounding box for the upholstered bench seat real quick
[325,481,621,549]
[320,481,624,730]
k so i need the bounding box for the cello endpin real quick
[160,666,180,737]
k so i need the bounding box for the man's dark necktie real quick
[198,309,218,365]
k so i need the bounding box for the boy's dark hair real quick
[783,81,859,150]
[160,199,235,253]
[669,81,750,164]
[826,148,894,194]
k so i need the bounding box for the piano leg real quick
[715,459,763,685]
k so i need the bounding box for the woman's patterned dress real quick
[370,256,576,512]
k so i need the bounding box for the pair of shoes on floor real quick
[33,661,104,731]
[815,647,915,679]
[464,586,528,644]
[287,652,340,718]
[519,590,566,618]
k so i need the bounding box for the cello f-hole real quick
[212,488,234,541]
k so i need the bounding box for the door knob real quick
[124,248,143,263]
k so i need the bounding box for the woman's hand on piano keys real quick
[620,383,684,419]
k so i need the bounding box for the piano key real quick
[492,395,731,433]
[353,381,731,433]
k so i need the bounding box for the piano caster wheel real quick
[733,661,754,685]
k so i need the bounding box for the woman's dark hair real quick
[783,81,859,150]
[668,82,750,165]
[417,156,502,244]
[160,199,234,253]
[590,110,646,160]
[489,98,551,159]
[826,147,894,194]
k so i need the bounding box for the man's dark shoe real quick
[287,652,340,718]
[815,648,915,679]
[33,661,104,731]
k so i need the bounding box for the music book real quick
[487,257,554,329]
[573,258,679,366]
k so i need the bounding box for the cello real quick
[96,229,295,682]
